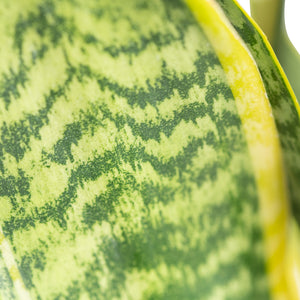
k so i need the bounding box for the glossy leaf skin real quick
[0,0,298,299]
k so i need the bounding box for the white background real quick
[237,0,300,54]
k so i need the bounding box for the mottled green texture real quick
[217,0,300,229]
[0,0,269,299]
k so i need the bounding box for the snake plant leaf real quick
[188,1,300,299]
[218,1,300,219]
[215,1,300,298]
[0,0,299,299]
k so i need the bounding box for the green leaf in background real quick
[0,0,299,299]
[250,0,300,102]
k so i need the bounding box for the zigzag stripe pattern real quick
[0,0,270,299]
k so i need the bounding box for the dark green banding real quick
[0,62,28,109]
[0,0,270,298]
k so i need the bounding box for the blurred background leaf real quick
[238,0,300,102]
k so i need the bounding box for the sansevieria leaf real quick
[0,0,299,299]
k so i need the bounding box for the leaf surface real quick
[0,0,299,299]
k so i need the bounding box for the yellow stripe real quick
[284,220,300,300]
[185,0,299,299]
[0,227,31,300]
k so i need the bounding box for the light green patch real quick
[207,268,251,300]
[28,224,107,300]
[29,163,69,209]
[143,117,218,162]
[0,197,13,223]
[0,252,16,300]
